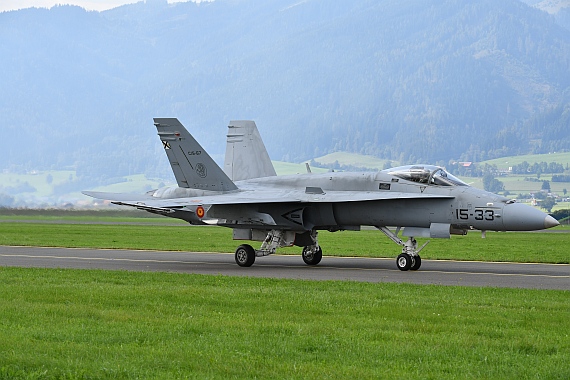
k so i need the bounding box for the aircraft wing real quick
[84,189,453,209]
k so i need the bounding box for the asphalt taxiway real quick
[1,246,568,290]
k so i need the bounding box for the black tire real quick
[410,255,421,271]
[396,253,412,271]
[302,246,322,265]
[235,244,255,267]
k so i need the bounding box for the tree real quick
[482,172,504,193]
[550,209,568,219]
[541,180,551,191]
[540,197,556,213]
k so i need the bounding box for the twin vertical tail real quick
[223,120,276,181]
[154,118,238,192]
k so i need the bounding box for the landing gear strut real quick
[376,226,428,271]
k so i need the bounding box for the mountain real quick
[1,0,569,189]
[530,0,570,30]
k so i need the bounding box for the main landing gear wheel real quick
[302,246,322,266]
[235,244,255,267]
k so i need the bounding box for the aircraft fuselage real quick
[151,168,556,234]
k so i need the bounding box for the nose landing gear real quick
[376,226,428,271]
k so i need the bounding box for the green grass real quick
[480,152,570,170]
[0,267,568,379]
[459,174,570,193]
[0,223,568,264]
[0,170,75,198]
[498,175,569,193]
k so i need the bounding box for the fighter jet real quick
[83,118,560,271]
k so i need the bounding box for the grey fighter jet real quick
[84,118,560,271]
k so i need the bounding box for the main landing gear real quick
[234,229,321,267]
[301,245,322,266]
[376,226,428,271]
[235,244,256,267]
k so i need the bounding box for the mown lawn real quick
[0,222,568,263]
[0,268,568,379]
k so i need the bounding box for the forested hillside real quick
[1,0,569,188]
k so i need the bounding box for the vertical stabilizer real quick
[154,118,237,192]
[224,120,277,181]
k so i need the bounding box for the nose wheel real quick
[397,253,422,271]
[410,255,421,270]
[397,253,411,270]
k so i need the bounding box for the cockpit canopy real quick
[387,165,468,187]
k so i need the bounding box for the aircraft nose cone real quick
[544,215,560,229]
[502,203,557,231]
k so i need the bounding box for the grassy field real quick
[498,175,568,193]
[0,222,568,264]
[480,152,570,170]
[0,170,76,198]
[0,267,568,379]
[463,174,569,194]
[0,214,569,378]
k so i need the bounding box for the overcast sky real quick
[0,0,196,13]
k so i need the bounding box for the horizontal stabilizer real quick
[82,191,155,202]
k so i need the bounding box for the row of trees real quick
[509,161,566,175]
[552,175,570,182]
